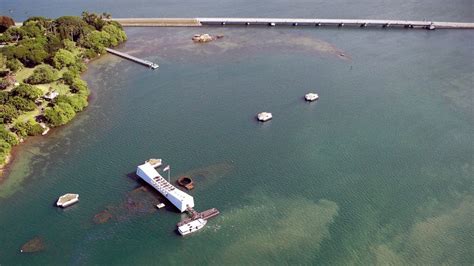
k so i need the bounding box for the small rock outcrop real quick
[192,34,223,43]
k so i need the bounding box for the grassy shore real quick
[0,13,127,181]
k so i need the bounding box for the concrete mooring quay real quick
[105,48,159,69]
[111,17,474,30]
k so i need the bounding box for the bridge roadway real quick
[110,17,474,29]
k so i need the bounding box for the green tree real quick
[0,79,8,90]
[11,83,43,100]
[82,11,106,30]
[4,27,26,42]
[56,94,88,112]
[8,96,36,111]
[70,77,89,95]
[62,70,78,85]
[63,39,76,52]
[0,126,19,145]
[25,64,58,84]
[0,91,9,104]
[0,54,6,68]
[0,104,20,124]
[0,139,12,164]
[6,58,24,72]
[12,120,43,137]
[83,48,98,59]
[53,49,76,69]
[11,121,28,137]
[54,16,92,41]
[79,30,110,53]
[44,102,76,126]
[23,16,53,32]
[44,34,62,54]
[102,24,127,46]
[20,23,43,38]
[12,38,48,66]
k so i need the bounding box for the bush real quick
[83,48,98,59]
[53,48,76,69]
[6,58,23,72]
[79,30,110,53]
[0,104,20,124]
[4,27,26,42]
[9,96,36,111]
[44,102,76,127]
[63,39,76,52]
[12,37,48,67]
[0,126,18,145]
[62,70,78,85]
[102,24,127,46]
[68,61,87,74]
[56,94,88,112]
[25,64,58,84]
[71,77,89,95]
[0,139,12,164]
[0,79,8,90]
[11,83,43,100]
[12,120,44,137]
[0,91,9,104]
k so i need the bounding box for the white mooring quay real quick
[106,48,159,69]
[136,162,194,212]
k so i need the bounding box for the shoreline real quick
[0,52,110,183]
[0,14,127,185]
[0,154,12,183]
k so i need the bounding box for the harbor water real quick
[0,1,473,264]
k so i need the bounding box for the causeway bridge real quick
[111,17,474,30]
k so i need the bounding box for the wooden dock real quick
[105,48,159,69]
[109,17,474,30]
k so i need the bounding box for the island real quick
[0,13,127,175]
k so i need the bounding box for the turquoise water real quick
[1,5,473,265]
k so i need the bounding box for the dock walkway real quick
[105,48,159,69]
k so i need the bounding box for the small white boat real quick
[257,112,273,122]
[156,203,165,209]
[304,93,319,102]
[56,193,79,208]
[178,218,207,236]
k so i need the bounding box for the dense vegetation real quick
[0,12,126,166]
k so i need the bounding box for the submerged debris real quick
[177,176,194,190]
[20,236,45,253]
[93,209,113,224]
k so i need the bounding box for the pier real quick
[109,17,474,30]
[177,207,220,227]
[105,48,159,69]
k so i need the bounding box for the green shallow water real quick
[0,26,473,265]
